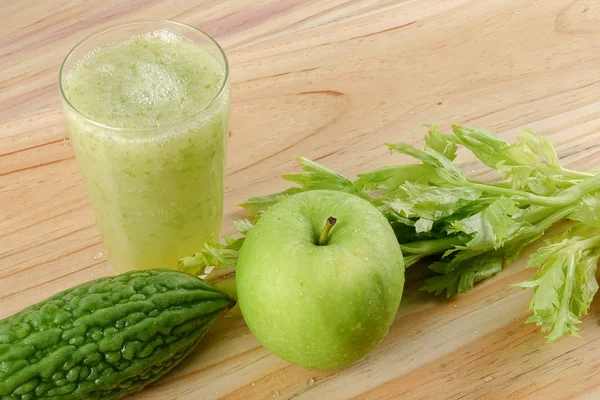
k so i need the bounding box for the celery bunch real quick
[182,125,600,342]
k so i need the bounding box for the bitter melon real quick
[0,269,234,399]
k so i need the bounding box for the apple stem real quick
[318,216,337,245]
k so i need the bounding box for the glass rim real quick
[58,19,230,132]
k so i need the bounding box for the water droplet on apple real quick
[299,291,303,296]
[473,330,479,334]
[251,382,256,388]
[92,251,105,260]
[272,390,280,398]
[484,376,493,382]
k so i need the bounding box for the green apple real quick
[236,190,404,370]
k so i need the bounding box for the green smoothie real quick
[61,28,230,272]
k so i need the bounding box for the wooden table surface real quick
[2,0,600,399]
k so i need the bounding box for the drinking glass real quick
[59,21,230,273]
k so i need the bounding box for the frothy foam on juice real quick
[63,29,225,130]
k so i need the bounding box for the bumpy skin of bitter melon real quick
[0,269,235,400]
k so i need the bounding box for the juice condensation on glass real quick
[61,28,230,272]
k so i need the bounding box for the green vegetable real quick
[182,124,600,342]
[516,226,600,342]
[0,269,234,399]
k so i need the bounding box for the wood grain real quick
[2,0,600,399]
